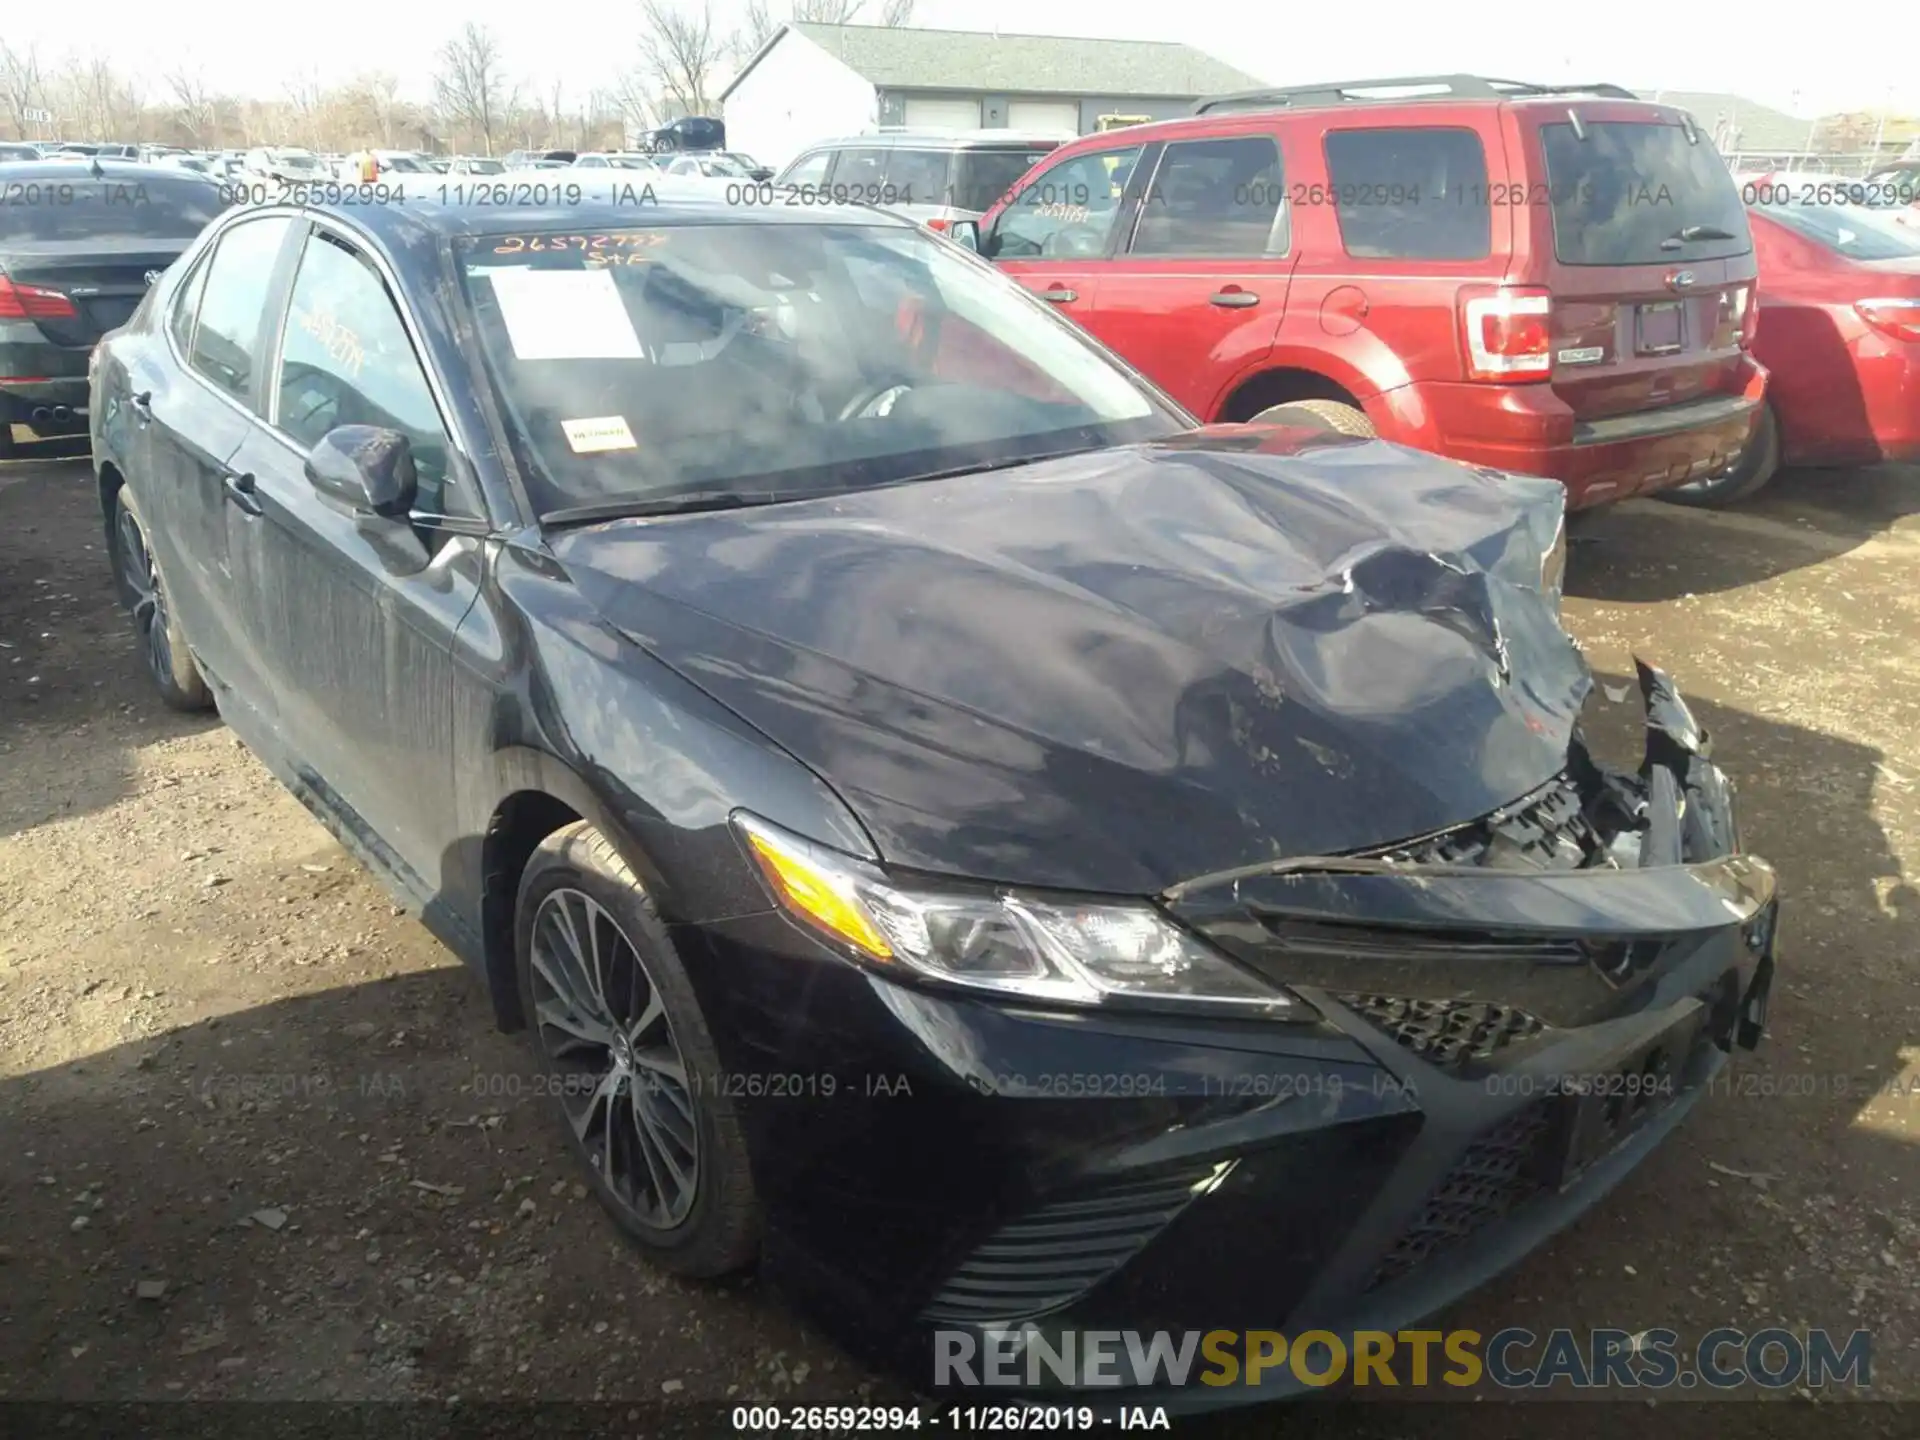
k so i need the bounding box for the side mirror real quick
[304,425,418,518]
[947,219,981,252]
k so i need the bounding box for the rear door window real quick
[882,149,952,206]
[1129,135,1286,258]
[1323,127,1491,260]
[1539,120,1750,265]
[828,148,891,195]
[188,215,295,405]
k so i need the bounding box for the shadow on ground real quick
[1568,463,1920,605]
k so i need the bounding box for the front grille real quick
[1369,1103,1553,1290]
[1341,994,1549,1072]
[918,1164,1226,1325]
[1370,772,1604,871]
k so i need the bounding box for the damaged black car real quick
[89,187,1776,1409]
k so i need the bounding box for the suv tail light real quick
[1460,286,1552,382]
[1855,298,1920,344]
[1719,283,1759,349]
[0,276,78,321]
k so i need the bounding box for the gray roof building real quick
[721,23,1265,106]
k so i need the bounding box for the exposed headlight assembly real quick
[735,813,1302,1018]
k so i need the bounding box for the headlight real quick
[735,813,1302,1018]
[1539,508,1567,613]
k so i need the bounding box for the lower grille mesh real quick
[918,1164,1224,1325]
[1369,1103,1553,1289]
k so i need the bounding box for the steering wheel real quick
[838,379,915,422]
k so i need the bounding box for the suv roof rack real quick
[1194,75,1639,115]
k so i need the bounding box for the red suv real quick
[964,75,1769,509]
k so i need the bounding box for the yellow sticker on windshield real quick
[561,415,637,453]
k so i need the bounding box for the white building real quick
[720,22,1265,172]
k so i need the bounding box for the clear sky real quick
[8,0,1912,120]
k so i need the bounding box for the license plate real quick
[1540,1007,1700,1190]
[1636,301,1685,355]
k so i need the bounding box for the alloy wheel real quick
[528,886,700,1229]
[115,501,177,688]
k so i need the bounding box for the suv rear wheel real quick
[1249,400,1377,438]
[1658,405,1780,509]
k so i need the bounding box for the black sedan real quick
[1,161,226,457]
[89,184,1777,1407]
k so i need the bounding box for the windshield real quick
[0,174,226,240]
[380,155,429,173]
[458,222,1179,518]
[1757,198,1920,261]
[1539,120,1751,265]
[271,151,324,172]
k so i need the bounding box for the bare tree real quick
[0,41,44,140]
[734,0,778,59]
[434,22,515,155]
[639,0,725,118]
[166,68,219,146]
[877,0,915,23]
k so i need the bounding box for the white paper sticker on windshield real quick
[486,267,645,360]
[1837,227,1856,246]
[561,415,638,453]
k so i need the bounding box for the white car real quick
[570,152,662,172]
[244,147,330,184]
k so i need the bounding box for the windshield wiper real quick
[541,489,820,526]
[1661,224,1738,249]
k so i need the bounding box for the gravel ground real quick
[4,434,1920,1435]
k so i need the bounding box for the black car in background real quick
[88,184,1775,1408]
[1,161,225,456]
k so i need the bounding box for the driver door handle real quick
[1209,290,1260,308]
[221,468,263,516]
[1039,286,1078,304]
[129,390,153,422]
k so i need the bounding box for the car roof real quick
[804,129,1070,151]
[0,159,219,181]
[302,177,912,244]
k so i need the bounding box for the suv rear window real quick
[955,148,1057,213]
[1539,121,1750,265]
[1323,128,1492,260]
[0,175,226,241]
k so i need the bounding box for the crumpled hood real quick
[548,429,1588,894]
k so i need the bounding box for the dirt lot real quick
[4,433,1920,1433]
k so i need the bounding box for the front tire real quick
[1248,399,1377,437]
[1658,404,1780,508]
[108,485,213,711]
[515,822,760,1278]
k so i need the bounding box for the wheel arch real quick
[1217,365,1367,424]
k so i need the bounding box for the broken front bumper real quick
[1125,660,1777,1404]
[881,663,1775,1407]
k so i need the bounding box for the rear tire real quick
[1657,404,1780,508]
[1248,399,1377,438]
[515,822,761,1279]
[108,485,213,712]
